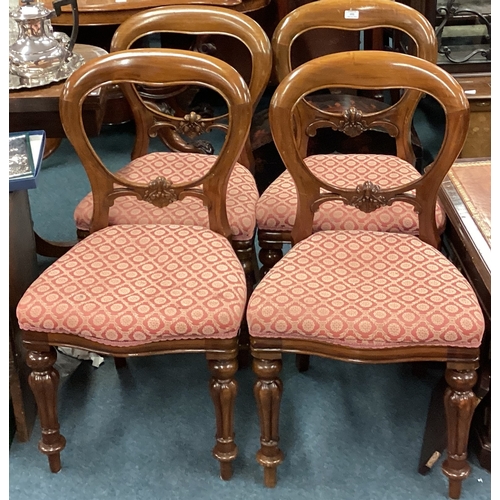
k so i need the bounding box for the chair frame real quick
[73,5,272,298]
[250,50,480,500]
[109,4,272,173]
[258,0,439,275]
[22,48,253,479]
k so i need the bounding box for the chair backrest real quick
[60,48,252,239]
[109,5,272,163]
[272,0,438,164]
[269,50,469,249]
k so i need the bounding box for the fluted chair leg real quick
[253,357,284,487]
[26,347,66,472]
[208,357,238,480]
[442,365,480,499]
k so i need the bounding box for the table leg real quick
[43,138,63,159]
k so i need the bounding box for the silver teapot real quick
[9,0,80,81]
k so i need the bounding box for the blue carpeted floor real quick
[9,95,491,500]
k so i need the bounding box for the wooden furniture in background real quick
[455,73,491,158]
[9,190,39,442]
[9,44,108,258]
[248,50,483,500]
[16,48,253,478]
[41,0,270,26]
[441,160,490,471]
[418,158,491,475]
[9,44,107,140]
[398,1,491,74]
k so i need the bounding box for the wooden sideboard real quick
[419,159,491,473]
[455,73,491,159]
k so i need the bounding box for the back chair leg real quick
[253,356,284,487]
[208,357,238,480]
[442,364,480,499]
[114,357,127,369]
[26,346,66,473]
[258,241,283,278]
[295,354,310,372]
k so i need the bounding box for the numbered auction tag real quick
[344,10,360,19]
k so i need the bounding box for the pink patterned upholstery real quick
[74,152,259,241]
[17,225,247,347]
[256,154,445,234]
[247,230,484,348]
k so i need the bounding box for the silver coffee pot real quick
[9,0,80,82]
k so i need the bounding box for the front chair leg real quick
[253,357,284,487]
[26,347,66,472]
[208,357,238,480]
[442,365,480,499]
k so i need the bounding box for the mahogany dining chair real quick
[16,48,253,479]
[248,50,483,500]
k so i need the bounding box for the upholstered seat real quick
[17,224,247,346]
[248,230,483,348]
[257,154,445,234]
[74,153,258,241]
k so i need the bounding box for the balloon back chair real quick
[248,51,484,499]
[73,6,272,292]
[257,0,441,276]
[16,48,253,480]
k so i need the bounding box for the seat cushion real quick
[256,154,445,234]
[74,152,259,241]
[17,225,247,347]
[247,230,484,349]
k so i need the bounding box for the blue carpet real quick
[11,97,490,500]
[9,355,490,500]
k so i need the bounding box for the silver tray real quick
[9,51,85,91]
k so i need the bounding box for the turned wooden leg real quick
[442,366,479,499]
[258,243,283,278]
[208,358,238,480]
[26,347,66,472]
[232,239,257,369]
[232,239,258,294]
[295,354,310,372]
[253,357,284,487]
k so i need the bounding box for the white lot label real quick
[344,10,360,19]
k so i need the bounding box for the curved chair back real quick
[60,48,252,239]
[272,0,438,164]
[270,50,469,249]
[110,5,272,167]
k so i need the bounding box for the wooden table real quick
[455,73,491,159]
[418,158,491,473]
[9,190,40,442]
[9,44,108,258]
[41,0,271,26]
[9,44,107,140]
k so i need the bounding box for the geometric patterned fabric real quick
[247,230,484,348]
[74,152,259,241]
[256,154,446,234]
[17,225,247,347]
